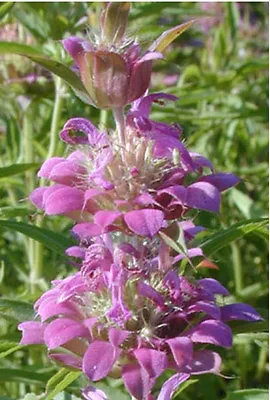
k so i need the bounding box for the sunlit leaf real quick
[0,2,14,20]
[149,20,195,52]
[200,218,268,256]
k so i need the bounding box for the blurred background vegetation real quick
[0,2,268,400]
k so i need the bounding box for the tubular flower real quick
[18,241,262,400]
[30,93,239,238]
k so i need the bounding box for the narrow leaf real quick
[149,20,195,52]
[0,42,89,99]
[0,2,14,20]
[0,163,39,178]
[200,218,268,256]
[226,389,268,400]
[45,370,82,400]
[0,299,35,322]
[0,220,72,254]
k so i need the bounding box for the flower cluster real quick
[19,4,262,400]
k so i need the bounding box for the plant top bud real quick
[100,2,130,44]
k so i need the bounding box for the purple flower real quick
[30,102,239,237]
[18,241,261,400]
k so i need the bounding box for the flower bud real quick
[100,2,130,44]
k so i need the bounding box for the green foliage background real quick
[0,2,268,400]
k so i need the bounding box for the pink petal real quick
[108,328,130,347]
[45,187,84,215]
[29,187,48,209]
[124,209,165,237]
[50,353,82,369]
[94,211,122,230]
[83,341,120,381]
[49,160,86,185]
[18,321,45,345]
[72,223,102,240]
[44,318,89,349]
[38,157,66,178]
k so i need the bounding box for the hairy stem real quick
[113,107,126,149]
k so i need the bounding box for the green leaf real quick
[0,342,23,359]
[149,20,195,52]
[0,367,52,385]
[225,389,268,400]
[0,220,73,254]
[0,298,34,322]
[173,378,199,398]
[0,163,39,178]
[0,42,89,101]
[0,2,14,20]
[200,218,268,256]
[45,370,82,400]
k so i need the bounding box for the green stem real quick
[231,242,243,296]
[113,107,126,149]
[33,77,64,291]
[47,76,65,160]
[99,109,109,130]
[23,108,36,287]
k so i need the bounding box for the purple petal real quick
[108,328,130,347]
[198,173,240,192]
[122,363,153,400]
[187,301,221,320]
[221,303,263,322]
[82,386,108,400]
[65,246,86,258]
[45,187,84,215]
[50,353,82,370]
[38,157,65,178]
[124,209,165,237]
[189,152,214,171]
[157,373,190,400]
[130,92,178,118]
[72,223,102,241]
[166,337,193,368]
[44,318,89,349]
[179,220,205,241]
[188,319,232,348]
[62,36,85,64]
[94,211,122,230]
[18,321,45,345]
[187,182,220,213]
[83,341,120,381]
[137,51,163,63]
[138,281,165,308]
[198,278,229,296]
[182,350,222,375]
[134,348,168,378]
[60,117,105,146]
